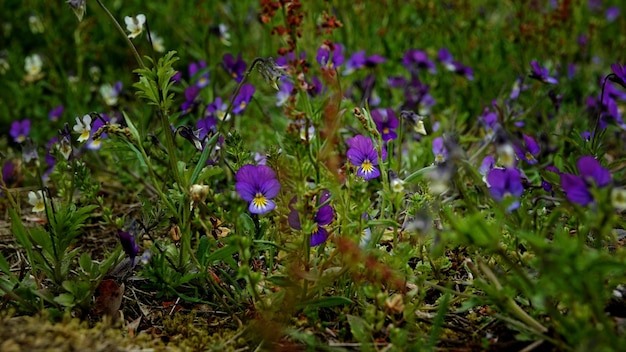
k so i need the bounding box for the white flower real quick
[99,83,119,106]
[73,114,92,142]
[612,188,626,211]
[29,14,44,34]
[125,14,146,39]
[24,54,43,77]
[28,190,45,213]
[218,24,231,46]
[150,32,165,53]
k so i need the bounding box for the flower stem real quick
[93,0,145,69]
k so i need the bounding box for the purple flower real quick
[316,42,344,68]
[181,85,201,115]
[10,119,31,143]
[402,49,436,74]
[346,135,387,180]
[514,134,540,165]
[371,108,399,141]
[487,167,524,212]
[118,230,139,266]
[510,76,529,100]
[206,97,229,121]
[222,53,246,82]
[48,105,64,122]
[432,137,448,164]
[606,6,620,22]
[276,80,294,107]
[196,115,217,140]
[2,160,16,186]
[529,60,558,84]
[610,63,626,89]
[189,60,209,88]
[560,156,611,206]
[344,50,386,74]
[437,48,474,80]
[479,155,496,184]
[235,164,281,214]
[288,190,334,247]
[232,83,255,114]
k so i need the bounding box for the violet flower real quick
[346,135,387,180]
[514,134,540,165]
[432,137,448,164]
[235,164,281,214]
[610,63,626,89]
[487,167,524,212]
[222,53,246,82]
[196,116,217,140]
[117,230,139,266]
[316,42,345,68]
[344,50,386,74]
[529,60,558,84]
[560,156,611,206]
[206,97,229,121]
[189,60,209,88]
[371,108,399,141]
[48,105,64,122]
[232,83,255,114]
[181,85,201,115]
[10,119,31,143]
[402,49,436,74]
[288,190,334,247]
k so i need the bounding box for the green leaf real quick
[296,296,353,309]
[347,314,372,344]
[54,293,75,307]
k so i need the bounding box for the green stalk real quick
[93,0,145,69]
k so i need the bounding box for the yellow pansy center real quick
[252,192,268,209]
[361,159,374,174]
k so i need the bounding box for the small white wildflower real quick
[99,83,119,106]
[218,24,231,46]
[497,143,516,168]
[28,14,44,34]
[24,54,43,77]
[73,114,92,142]
[611,188,626,211]
[414,120,427,135]
[28,190,45,213]
[150,32,165,53]
[125,14,146,39]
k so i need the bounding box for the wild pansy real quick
[222,53,246,82]
[149,32,165,53]
[487,167,524,212]
[232,83,255,114]
[67,0,87,22]
[479,155,496,185]
[87,114,109,150]
[528,60,558,84]
[73,114,92,142]
[316,41,344,69]
[560,156,611,206]
[235,164,281,214]
[181,85,201,115]
[606,6,620,22]
[436,48,474,80]
[189,60,210,88]
[48,104,64,121]
[402,49,436,74]
[288,190,334,247]
[24,53,43,81]
[196,115,217,140]
[514,134,540,165]
[432,137,448,164]
[610,63,626,89]
[100,81,123,106]
[10,119,31,143]
[346,135,387,180]
[343,50,386,75]
[276,80,294,107]
[117,230,139,266]
[125,14,146,39]
[206,97,229,121]
[28,190,45,213]
[371,108,399,141]
[400,74,435,114]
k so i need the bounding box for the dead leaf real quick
[94,279,125,321]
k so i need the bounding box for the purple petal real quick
[249,199,276,214]
[315,204,334,226]
[561,173,593,206]
[235,181,256,202]
[259,178,281,199]
[310,227,329,247]
[577,156,611,187]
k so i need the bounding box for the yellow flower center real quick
[252,193,267,209]
[383,127,389,134]
[361,159,374,174]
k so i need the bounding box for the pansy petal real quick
[315,205,334,226]
[235,181,256,202]
[577,156,611,187]
[561,173,593,206]
[249,199,275,214]
[260,178,281,199]
[310,227,329,247]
